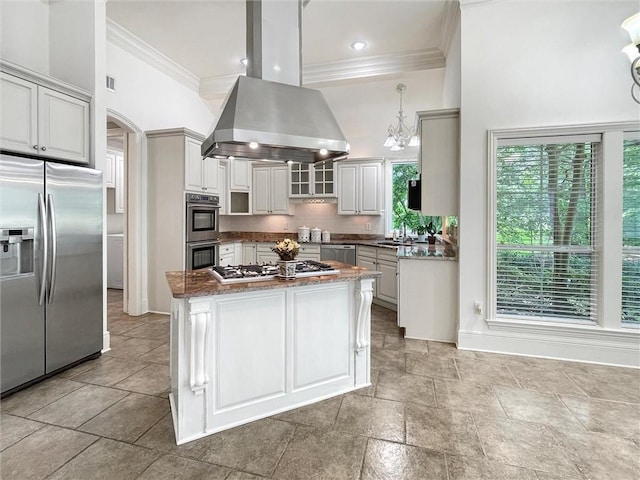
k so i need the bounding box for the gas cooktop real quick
[210,260,340,284]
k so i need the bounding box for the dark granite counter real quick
[166,261,381,298]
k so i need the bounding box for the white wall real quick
[457,0,640,364]
[106,42,214,134]
[0,0,50,74]
[319,70,446,159]
[442,15,461,109]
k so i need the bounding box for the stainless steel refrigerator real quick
[0,153,103,394]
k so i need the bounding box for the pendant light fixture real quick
[384,83,418,151]
[622,12,640,103]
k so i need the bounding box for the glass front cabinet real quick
[289,162,335,198]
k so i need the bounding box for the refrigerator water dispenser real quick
[0,227,34,278]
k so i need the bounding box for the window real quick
[494,136,599,323]
[388,160,419,233]
[623,137,640,326]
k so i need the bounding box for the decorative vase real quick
[427,236,437,245]
[417,234,427,243]
[277,259,297,279]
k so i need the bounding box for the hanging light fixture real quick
[384,84,418,151]
[621,12,640,103]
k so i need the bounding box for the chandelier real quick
[622,12,640,103]
[384,84,418,151]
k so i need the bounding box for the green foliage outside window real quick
[391,162,441,235]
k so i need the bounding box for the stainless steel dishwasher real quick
[320,244,356,265]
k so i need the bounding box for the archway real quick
[106,109,147,317]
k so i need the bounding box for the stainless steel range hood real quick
[201,0,349,163]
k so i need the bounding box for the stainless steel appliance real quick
[185,193,220,269]
[210,260,339,284]
[186,193,220,243]
[321,244,356,266]
[408,177,421,211]
[0,153,103,394]
[186,240,219,270]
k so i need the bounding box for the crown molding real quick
[303,49,445,87]
[440,0,460,58]
[199,48,445,100]
[106,19,200,93]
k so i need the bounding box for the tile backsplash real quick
[219,203,385,235]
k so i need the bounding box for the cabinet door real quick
[313,162,335,197]
[229,159,251,191]
[242,243,257,264]
[290,163,311,197]
[104,153,116,188]
[185,137,203,191]
[218,161,227,214]
[419,111,459,215]
[359,163,381,215]
[0,73,38,155]
[107,236,124,289]
[252,167,271,214]
[115,155,125,213]
[377,260,397,304]
[202,157,219,193]
[37,86,90,164]
[270,167,290,214]
[337,163,358,214]
[218,253,235,267]
[357,256,378,295]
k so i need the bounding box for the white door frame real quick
[106,109,148,317]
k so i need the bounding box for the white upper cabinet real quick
[337,160,382,215]
[417,108,459,215]
[104,153,116,188]
[289,162,335,197]
[185,137,219,193]
[1,72,90,164]
[228,158,251,191]
[253,165,290,215]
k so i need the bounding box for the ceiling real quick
[106,0,453,92]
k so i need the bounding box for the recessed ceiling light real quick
[240,57,248,66]
[249,142,259,149]
[351,40,367,51]
[319,148,328,156]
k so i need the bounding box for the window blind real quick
[622,137,640,326]
[495,140,599,323]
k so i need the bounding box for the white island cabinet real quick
[165,263,379,444]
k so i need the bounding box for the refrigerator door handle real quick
[38,193,48,306]
[46,194,58,304]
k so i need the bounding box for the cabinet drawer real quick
[357,246,377,258]
[219,244,235,255]
[298,244,320,254]
[377,249,398,263]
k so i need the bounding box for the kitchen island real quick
[165,261,380,444]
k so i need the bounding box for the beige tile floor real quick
[1,289,639,479]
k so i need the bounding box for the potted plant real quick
[415,223,428,242]
[426,221,438,245]
[272,238,300,279]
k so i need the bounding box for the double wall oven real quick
[185,193,220,270]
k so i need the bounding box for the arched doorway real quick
[106,110,147,317]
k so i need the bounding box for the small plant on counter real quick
[272,238,300,261]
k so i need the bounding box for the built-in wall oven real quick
[185,193,220,269]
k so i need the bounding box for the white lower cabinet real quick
[397,259,458,342]
[218,243,241,267]
[242,243,257,264]
[297,244,321,262]
[107,234,123,289]
[357,245,397,308]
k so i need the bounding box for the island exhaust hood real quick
[201,0,349,163]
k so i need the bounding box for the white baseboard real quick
[102,331,111,353]
[458,327,640,368]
